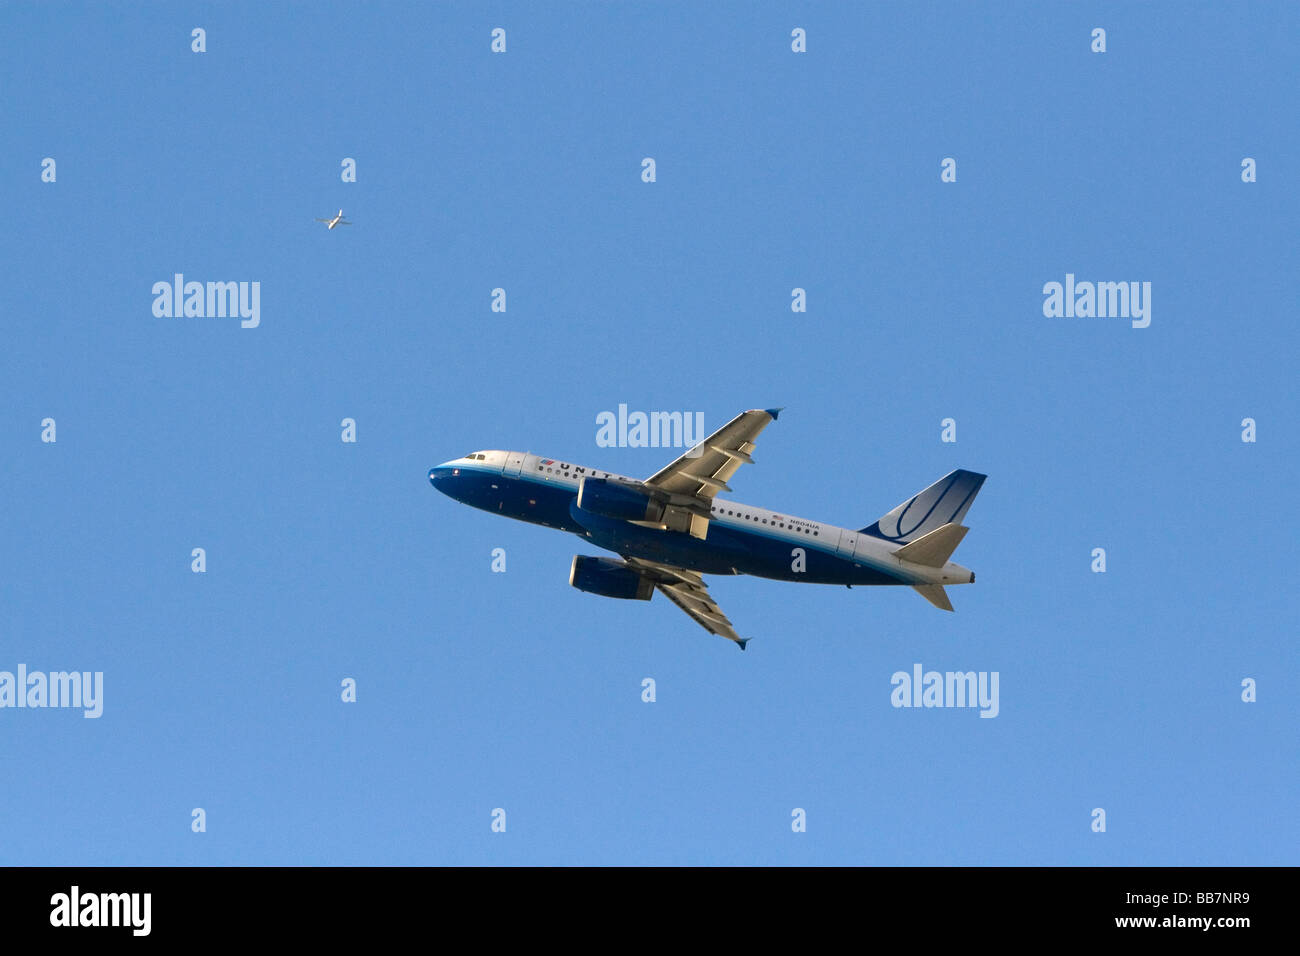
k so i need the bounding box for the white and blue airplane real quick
[429,409,986,650]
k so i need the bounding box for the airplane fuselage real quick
[429,451,974,589]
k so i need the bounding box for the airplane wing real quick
[645,407,780,498]
[639,408,781,538]
[314,218,331,222]
[624,557,749,650]
[337,220,353,225]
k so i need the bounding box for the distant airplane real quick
[429,408,986,650]
[315,209,352,230]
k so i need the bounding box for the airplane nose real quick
[428,464,458,486]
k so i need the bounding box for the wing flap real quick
[644,408,780,500]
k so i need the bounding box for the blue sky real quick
[2,2,1295,865]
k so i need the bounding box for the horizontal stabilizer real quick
[893,523,968,567]
[912,584,953,612]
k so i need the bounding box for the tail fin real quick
[861,469,986,543]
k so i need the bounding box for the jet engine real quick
[569,555,654,601]
[575,476,666,524]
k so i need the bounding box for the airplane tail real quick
[893,523,968,567]
[860,469,986,544]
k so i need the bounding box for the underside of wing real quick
[644,407,780,501]
[625,557,749,650]
[635,408,782,540]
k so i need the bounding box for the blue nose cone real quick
[428,464,457,487]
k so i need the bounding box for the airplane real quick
[315,209,352,229]
[428,409,986,650]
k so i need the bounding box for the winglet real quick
[764,407,784,421]
[736,637,750,651]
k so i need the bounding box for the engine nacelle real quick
[569,555,654,601]
[575,476,665,523]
